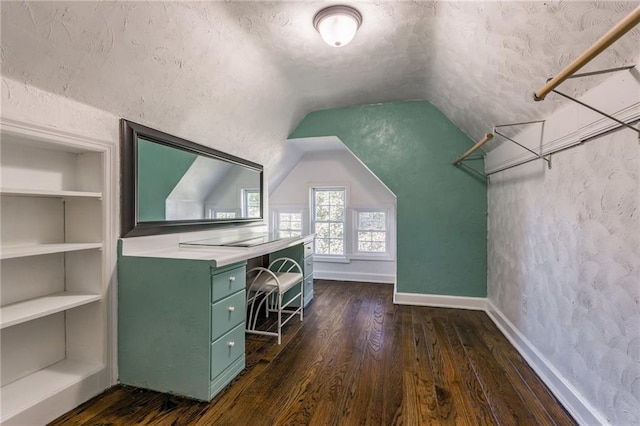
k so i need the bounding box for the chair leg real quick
[299,281,304,321]
[277,292,282,345]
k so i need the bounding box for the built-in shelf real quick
[0,118,112,425]
[0,243,103,260]
[0,188,102,199]
[0,292,102,329]
[0,359,104,423]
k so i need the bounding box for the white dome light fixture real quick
[313,5,362,47]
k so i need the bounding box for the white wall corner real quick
[393,292,487,311]
[485,300,611,426]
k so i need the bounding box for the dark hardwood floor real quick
[50,280,576,425]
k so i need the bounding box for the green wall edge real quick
[290,100,487,297]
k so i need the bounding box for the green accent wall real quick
[138,138,197,221]
[289,101,486,297]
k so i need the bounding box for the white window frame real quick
[242,188,261,218]
[351,207,395,261]
[311,186,347,260]
[273,208,305,239]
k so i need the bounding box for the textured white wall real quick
[0,2,301,175]
[487,88,640,424]
[1,77,118,143]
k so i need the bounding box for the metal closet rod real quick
[534,5,640,101]
[452,133,493,165]
[453,7,639,168]
[494,119,545,128]
[486,118,640,177]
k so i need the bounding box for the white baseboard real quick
[313,270,395,284]
[393,292,487,310]
[485,300,609,426]
[392,291,608,424]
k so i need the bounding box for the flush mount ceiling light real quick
[313,5,362,47]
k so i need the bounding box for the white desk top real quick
[120,232,314,267]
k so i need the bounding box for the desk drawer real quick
[304,241,313,259]
[212,290,246,341]
[211,323,245,380]
[303,275,313,297]
[212,266,246,302]
[303,256,314,277]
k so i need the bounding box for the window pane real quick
[315,222,330,238]
[215,212,236,219]
[329,239,343,255]
[330,223,344,238]
[358,211,385,230]
[356,211,387,253]
[314,188,345,256]
[369,241,385,252]
[330,191,344,205]
[371,231,386,242]
[316,206,329,221]
[358,241,372,252]
[284,230,301,238]
[315,191,327,205]
[316,238,330,254]
[329,206,344,221]
[277,211,303,238]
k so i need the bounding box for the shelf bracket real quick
[494,129,550,169]
[493,118,550,169]
[551,86,640,137]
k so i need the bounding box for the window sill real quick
[350,254,395,262]
[313,256,350,264]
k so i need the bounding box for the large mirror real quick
[121,119,263,237]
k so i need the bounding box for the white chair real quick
[245,257,304,344]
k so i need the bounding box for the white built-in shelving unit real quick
[0,118,115,425]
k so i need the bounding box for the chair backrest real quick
[268,257,302,275]
[246,267,280,294]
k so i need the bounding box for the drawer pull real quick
[228,341,235,348]
[228,306,235,312]
[229,276,236,282]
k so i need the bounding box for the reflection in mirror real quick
[137,138,261,222]
[121,119,263,237]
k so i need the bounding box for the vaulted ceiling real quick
[1,1,639,169]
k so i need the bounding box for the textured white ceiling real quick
[1,1,639,162]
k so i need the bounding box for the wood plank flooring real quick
[50,280,576,425]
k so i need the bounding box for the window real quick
[312,188,345,256]
[214,211,236,219]
[355,210,388,254]
[276,211,303,238]
[243,189,261,218]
